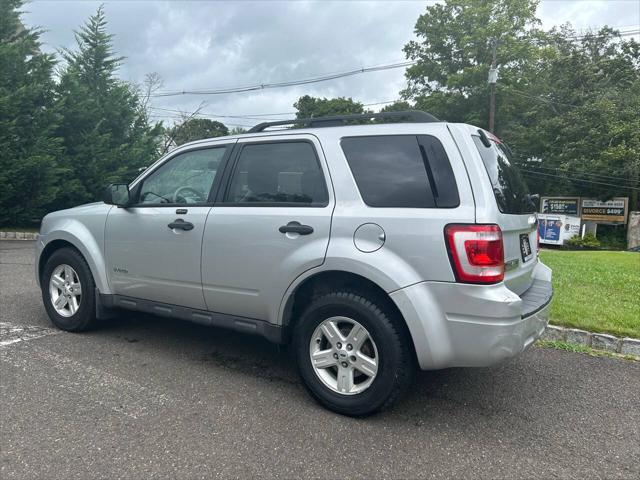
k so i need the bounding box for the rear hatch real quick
[471,134,538,296]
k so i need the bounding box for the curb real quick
[0,231,38,241]
[542,325,640,356]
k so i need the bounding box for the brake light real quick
[445,224,504,284]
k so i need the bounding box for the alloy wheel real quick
[49,264,82,317]
[309,316,379,395]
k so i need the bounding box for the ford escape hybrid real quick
[36,111,553,416]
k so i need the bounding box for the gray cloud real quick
[22,0,639,128]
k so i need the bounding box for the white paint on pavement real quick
[0,321,60,347]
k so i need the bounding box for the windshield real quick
[472,136,535,214]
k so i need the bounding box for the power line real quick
[531,27,640,46]
[569,29,640,41]
[519,169,640,191]
[514,161,639,184]
[147,114,254,128]
[148,99,400,120]
[149,107,286,122]
[501,86,581,108]
[151,61,415,97]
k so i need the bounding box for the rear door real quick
[201,135,333,322]
[471,134,538,295]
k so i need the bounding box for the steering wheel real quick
[173,186,205,204]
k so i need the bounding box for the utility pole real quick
[488,37,498,133]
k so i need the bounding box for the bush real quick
[595,224,627,250]
[565,233,601,249]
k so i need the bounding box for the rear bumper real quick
[390,261,552,370]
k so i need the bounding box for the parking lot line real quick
[0,322,61,347]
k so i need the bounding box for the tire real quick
[293,291,414,416]
[41,247,97,332]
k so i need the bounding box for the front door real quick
[105,144,232,309]
[201,136,333,322]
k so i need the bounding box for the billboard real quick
[540,197,580,215]
[581,197,628,224]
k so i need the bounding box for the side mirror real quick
[104,183,131,207]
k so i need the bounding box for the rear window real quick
[472,136,535,214]
[341,135,459,208]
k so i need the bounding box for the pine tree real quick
[53,6,162,209]
[0,0,62,226]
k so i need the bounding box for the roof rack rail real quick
[247,110,439,133]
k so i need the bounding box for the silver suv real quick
[36,111,552,416]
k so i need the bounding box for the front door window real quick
[137,147,226,205]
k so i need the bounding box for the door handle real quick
[168,219,194,231]
[279,221,314,235]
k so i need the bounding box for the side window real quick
[472,136,535,214]
[416,135,459,208]
[137,147,226,205]
[341,135,459,208]
[224,141,328,206]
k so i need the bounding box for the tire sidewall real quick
[294,293,404,416]
[42,249,95,331]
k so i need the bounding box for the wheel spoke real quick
[354,352,378,377]
[320,320,344,345]
[346,324,368,351]
[54,294,67,309]
[51,274,65,290]
[69,283,82,295]
[64,265,74,282]
[336,365,354,393]
[68,296,78,314]
[311,349,336,369]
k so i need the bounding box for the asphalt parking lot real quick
[1,240,639,479]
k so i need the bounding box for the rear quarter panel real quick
[448,123,541,295]
[313,123,477,290]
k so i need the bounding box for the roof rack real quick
[247,110,439,133]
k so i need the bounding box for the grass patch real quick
[536,340,638,362]
[539,250,640,338]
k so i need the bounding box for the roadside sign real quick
[538,214,581,245]
[540,197,580,215]
[580,197,628,224]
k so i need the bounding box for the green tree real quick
[507,28,640,206]
[403,0,543,129]
[294,95,366,119]
[0,0,62,226]
[402,0,640,205]
[53,6,162,209]
[169,118,229,146]
[380,100,413,113]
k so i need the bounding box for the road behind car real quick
[1,241,639,479]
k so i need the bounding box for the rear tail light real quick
[445,224,504,284]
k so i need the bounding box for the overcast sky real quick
[22,0,640,129]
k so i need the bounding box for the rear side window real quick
[472,136,535,214]
[341,135,459,208]
[224,141,328,206]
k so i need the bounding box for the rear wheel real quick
[293,291,414,416]
[41,248,97,332]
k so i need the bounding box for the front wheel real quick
[41,247,97,332]
[293,291,414,416]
